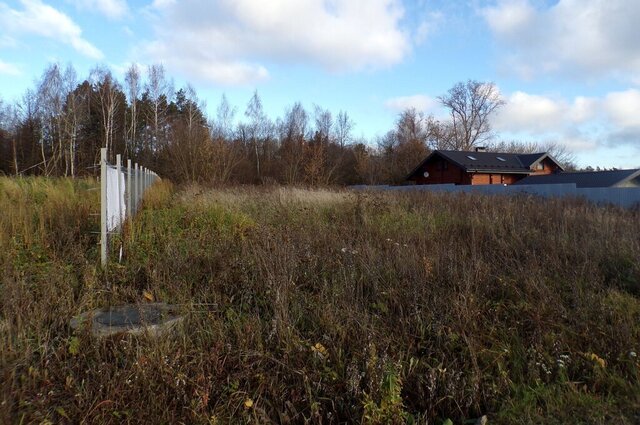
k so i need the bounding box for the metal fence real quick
[350,183,640,209]
[100,148,159,265]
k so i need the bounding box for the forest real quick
[0,63,577,185]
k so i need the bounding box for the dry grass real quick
[1,179,640,424]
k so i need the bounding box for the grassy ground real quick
[1,177,639,424]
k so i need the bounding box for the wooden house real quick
[406,149,563,185]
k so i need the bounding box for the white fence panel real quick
[105,165,126,231]
[100,148,160,265]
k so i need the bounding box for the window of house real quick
[497,156,506,162]
[467,155,477,160]
[535,162,545,170]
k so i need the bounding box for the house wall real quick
[470,173,526,185]
[531,158,560,175]
[412,157,471,185]
[471,174,491,185]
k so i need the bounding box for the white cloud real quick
[568,97,598,123]
[488,89,640,152]
[557,134,599,152]
[604,89,640,129]
[385,94,437,113]
[0,0,103,59]
[482,0,535,36]
[0,59,20,76]
[144,0,410,85]
[71,0,128,20]
[143,39,270,86]
[481,0,640,82]
[493,91,597,134]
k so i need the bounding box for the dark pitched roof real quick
[517,153,549,168]
[407,150,562,180]
[514,169,640,188]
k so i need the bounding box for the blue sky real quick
[1,0,639,168]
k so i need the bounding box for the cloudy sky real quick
[1,0,639,168]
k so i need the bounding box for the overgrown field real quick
[1,177,640,424]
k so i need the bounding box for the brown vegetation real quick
[1,178,639,423]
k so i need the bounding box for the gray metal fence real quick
[100,148,159,265]
[351,183,640,209]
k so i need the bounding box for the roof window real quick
[467,155,477,160]
[497,156,506,162]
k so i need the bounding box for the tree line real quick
[0,63,576,185]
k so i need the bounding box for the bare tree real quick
[303,105,334,184]
[245,91,270,180]
[124,64,141,158]
[91,67,121,160]
[423,115,454,150]
[313,105,333,145]
[334,110,353,148]
[278,102,308,184]
[212,94,236,140]
[145,64,173,152]
[490,139,577,170]
[438,80,504,150]
[37,64,66,175]
[378,108,430,183]
[540,141,577,170]
[395,108,429,147]
[0,98,20,174]
[207,94,242,183]
[211,135,243,184]
[17,89,42,174]
[60,64,82,176]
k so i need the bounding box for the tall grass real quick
[0,177,100,424]
[1,179,639,424]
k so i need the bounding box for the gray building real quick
[514,169,640,188]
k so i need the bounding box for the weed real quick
[1,181,640,423]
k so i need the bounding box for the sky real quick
[1,0,639,168]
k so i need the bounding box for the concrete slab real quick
[70,303,184,338]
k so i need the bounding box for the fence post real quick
[116,154,122,227]
[100,148,107,266]
[134,163,139,212]
[127,159,132,220]
[138,166,143,207]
